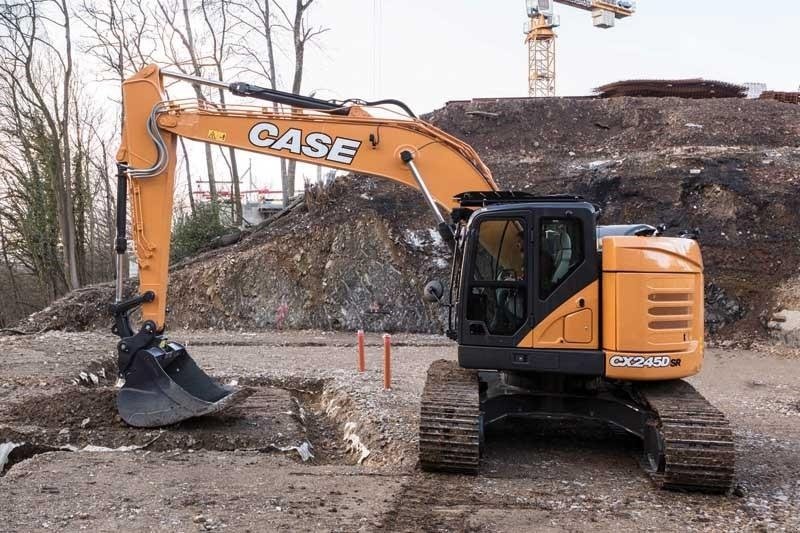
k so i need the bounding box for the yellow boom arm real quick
[116,65,497,330]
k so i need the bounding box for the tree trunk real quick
[283,0,314,203]
[229,147,242,224]
[60,0,81,289]
[256,0,291,207]
[179,137,196,215]
[181,0,218,211]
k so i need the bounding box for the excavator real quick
[114,65,735,493]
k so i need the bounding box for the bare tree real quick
[230,0,287,205]
[154,0,220,215]
[0,0,81,290]
[55,0,80,289]
[79,0,157,121]
[274,0,327,203]
[231,0,327,207]
[200,0,243,225]
[0,0,334,325]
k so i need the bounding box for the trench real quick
[0,375,379,476]
[0,442,62,477]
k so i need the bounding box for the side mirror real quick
[422,280,444,303]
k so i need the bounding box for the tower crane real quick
[525,0,635,97]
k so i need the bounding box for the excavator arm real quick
[112,64,497,427]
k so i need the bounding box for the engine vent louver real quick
[648,292,693,332]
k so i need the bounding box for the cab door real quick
[530,208,599,349]
[459,211,533,348]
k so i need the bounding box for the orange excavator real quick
[114,65,734,492]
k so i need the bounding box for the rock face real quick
[20,96,800,340]
[165,181,450,333]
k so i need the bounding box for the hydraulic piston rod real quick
[401,150,454,244]
[114,163,128,303]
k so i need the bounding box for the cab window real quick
[539,218,583,298]
[472,219,526,282]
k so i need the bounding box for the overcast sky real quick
[300,0,800,113]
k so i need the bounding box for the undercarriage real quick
[419,360,735,493]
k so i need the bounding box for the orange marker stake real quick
[357,330,366,373]
[383,333,392,390]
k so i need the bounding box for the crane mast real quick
[524,0,635,97]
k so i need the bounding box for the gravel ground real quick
[1,329,799,532]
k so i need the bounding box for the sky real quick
[300,0,800,113]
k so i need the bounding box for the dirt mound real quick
[429,96,800,340]
[14,282,137,334]
[164,179,449,333]
[20,97,800,340]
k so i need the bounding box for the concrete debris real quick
[0,442,19,470]
[465,110,500,118]
[767,309,800,346]
[273,441,314,462]
[78,372,100,386]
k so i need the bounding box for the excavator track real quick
[638,380,735,493]
[419,360,481,474]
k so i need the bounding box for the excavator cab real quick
[446,192,600,365]
[423,192,734,492]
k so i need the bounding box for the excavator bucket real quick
[117,338,252,428]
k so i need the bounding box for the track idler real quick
[112,293,252,427]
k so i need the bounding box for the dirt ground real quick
[1,329,799,532]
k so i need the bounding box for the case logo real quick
[248,122,361,164]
